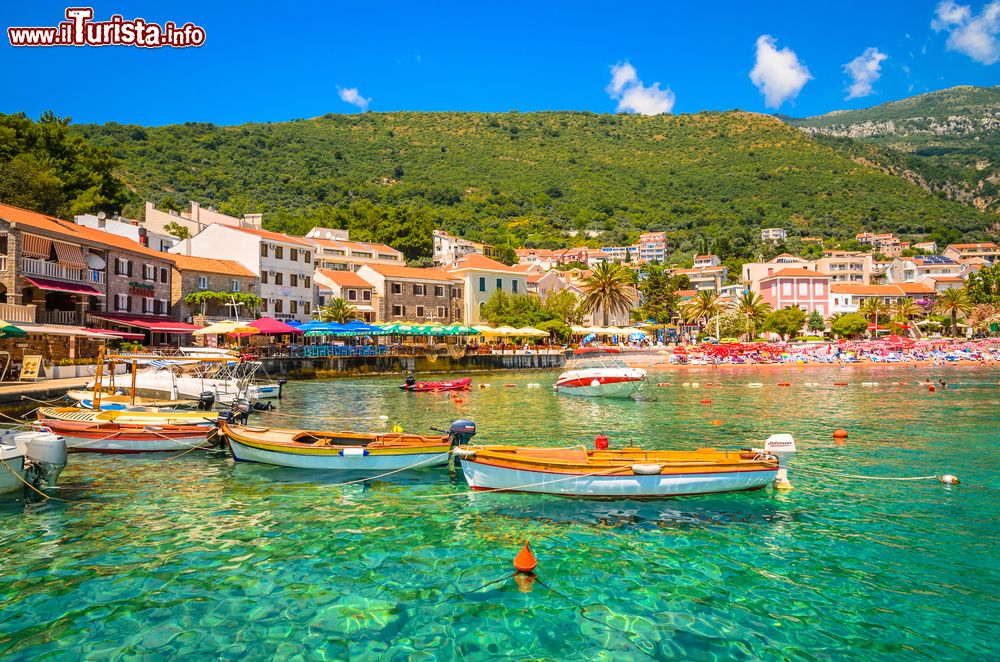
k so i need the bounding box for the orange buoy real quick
[832,429,848,439]
[514,542,536,573]
[479,384,488,389]
[656,382,671,387]
[777,382,791,387]
[928,384,936,392]
[452,398,464,403]
[504,384,517,388]
[700,399,712,404]
[710,419,722,425]
[834,382,848,386]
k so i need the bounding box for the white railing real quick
[89,269,105,285]
[0,302,36,323]
[20,257,84,282]
[44,310,78,325]
[0,256,7,272]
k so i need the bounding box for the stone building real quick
[356,264,464,323]
[170,254,259,323]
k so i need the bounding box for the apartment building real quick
[741,254,812,291]
[885,255,963,284]
[445,254,528,325]
[431,229,497,265]
[144,200,263,238]
[356,264,464,323]
[829,283,935,316]
[171,254,258,323]
[638,232,668,263]
[313,268,377,322]
[76,212,179,252]
[758,268,831,317]
[171,224,315,322]
[816,252,874,284]
[942,242,1000,265]
[761,228,787,243]
[304,227,404,272]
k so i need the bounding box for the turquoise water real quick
[1,366,999,660]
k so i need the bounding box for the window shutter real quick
[126,296,132,312]
[127,260,133,277]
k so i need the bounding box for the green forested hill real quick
[786,86,1000,213]
[66,110,995,259]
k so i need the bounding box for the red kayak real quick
[399,377,472,392]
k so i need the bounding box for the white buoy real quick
[748,383,763,388]
[690,382,700,388]
[939,474,960,485]
[681,383,690,388]
[527,383,540,389]
[378,415,389,421]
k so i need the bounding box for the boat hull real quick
[36,419,214,453]
[0,454,25,494]
[37,407,218,427]
[227,436,449,470]
[400,377,472,392]
[555,379,643,398]
[460,460,776,498]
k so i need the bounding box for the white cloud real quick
[749,35,812,108]
[931,0,1000,64]
[844,47,889,99]
[338,87,371,112]
[605,61,676,115]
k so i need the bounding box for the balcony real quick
[44,310,78,325]
[88,269,105,285]
[20,257,84,282]
[0,302,37,323]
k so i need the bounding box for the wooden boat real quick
[65,390,197,411]
[399,377,472,392]
[36,407,218,427]
[454,434,796,498]
[220,422,455,470]
[36,418,216,454]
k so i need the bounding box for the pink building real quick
[758,267,830,317]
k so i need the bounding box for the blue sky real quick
[1,1,997,125]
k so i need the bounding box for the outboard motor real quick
[447,419,477,448]
[18,431,67,488]
[276,378,288,399]
[404,375,416,389]
[234,398,253,425]
[253,400,273,412]
[198,391,216,411]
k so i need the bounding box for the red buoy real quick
[700,399,712,404]
[928,384,936,392]
[595,434,609,450]
[833,429,848,439]
[777,382,791,387]
[711,419,722,425]
[514,542,536,573]
[834,382,848,386]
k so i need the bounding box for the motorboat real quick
[453,434,796,498]
[65,390,197,411]
[220,419,478,470]
[399,376,472,392]
[35,419,216,453]
[554,350,646,398]
[0,427,67,494]
[37,406,219,427]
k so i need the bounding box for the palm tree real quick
[732,290,771,340]
[890,297,923,336]
[858,297,889,335]
[933,288,971,337]
[315,298,357,324]
[580,263,635,326]
[681,290,724,337]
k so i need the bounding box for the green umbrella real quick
[0,321,28,338]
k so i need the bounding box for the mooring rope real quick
[0,456,63,501]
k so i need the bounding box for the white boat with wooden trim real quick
[454,434,796,498]
[555,350,646,399]
[220,420,478,471]
[65,390,197,411]
[0,428,67,494]
[35,419,216,454]
[37,407,218,427]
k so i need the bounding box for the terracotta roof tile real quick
[316,268,374,288]
[363,263,461,281]
[171,254,256,277]
[762,267,829,279]
[230,225,313,247]
[446,253,521,273]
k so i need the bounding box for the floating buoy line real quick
[793,465,959,484]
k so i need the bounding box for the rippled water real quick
[1,365,999,660]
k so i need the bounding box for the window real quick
[347,289,357,301]
[437,306,446,318]
[303,251,311,264]
[142,297,153,314]
[303,277,310,289]
[115,294,130,311]
[392,304,404,317]
[261,271,268,284]
[452,287,461,299]
[260,299,268,312]
[416,305,425,317]
[435,285,444,297]
[290,248,298,261]
[290,300,298,314]
[273,299,283,313]
[782,282,792,296]
[115,258,131,276]
[362,290,371,301]
[290,274,298,287]
[198,275,208,290]
[798,282,808,296]
[391,283,402,295]
[413,284,425,296]
[231,280,240,292]
[479,277,486,292]
[142,264,153,280]
[496,278,503,291]
[303,302,310,315]
[274,272,283,286]
[260,243,268,257]
[274,246,284,260]
[512,280,518,294]
[160,267,168,283]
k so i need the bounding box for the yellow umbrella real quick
[513,327,548,337]
[193,320,259,336]
[473,325,505,337]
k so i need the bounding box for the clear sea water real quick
[1,365,998,660]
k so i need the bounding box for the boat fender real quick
[526,383,540,389]
[452,447,476,459]
[590,379,601,388]
[777,382,790,387]
[339,448,369,457]
[632,463,662,475]
[748,383,763,388]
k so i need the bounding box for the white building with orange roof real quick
[942,242,1000,265]
[444,254,528,324]
[741,254,812,291]
[356,263,463,323]
[171,224,315,322]
[830,283,936,316]
[304,227,404,272]
[313,268,377,321]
